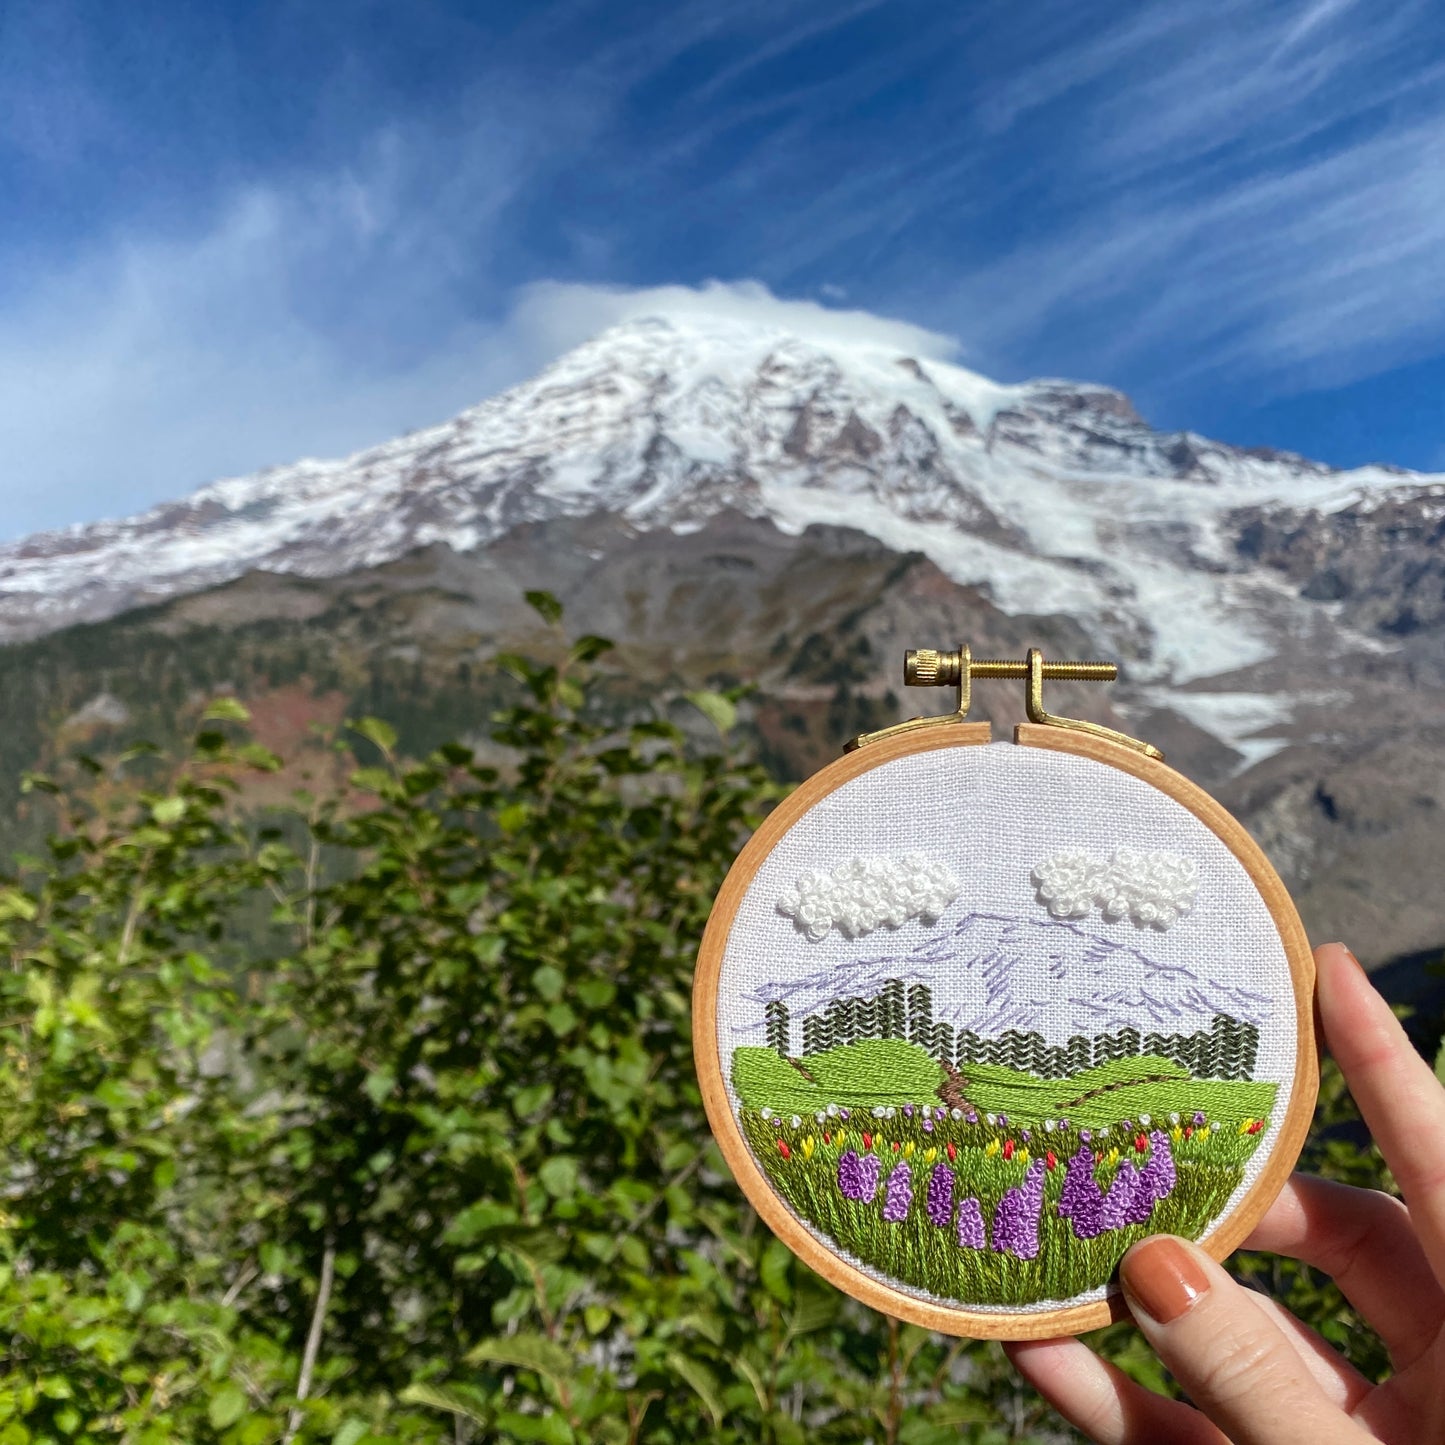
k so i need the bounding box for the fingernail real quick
[1338,944,1364,973]
[1121,1238,1210,1324]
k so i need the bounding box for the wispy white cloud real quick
[508,278,959,364]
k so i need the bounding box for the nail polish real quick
[1121,1238,1211,1324]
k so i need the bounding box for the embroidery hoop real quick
[693,650,1317,1341]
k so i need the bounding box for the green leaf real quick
[525,590,564,624]
[465,1333,573,1386]
[397,1383,491,1426]
[152,796,186,825]
[1435,1036,1445,1086]
[665,1351,725,1427]
[363,1068,396,1106]
[569,634,613,663]
[207,1381,247,1429]
[444,1201,518,1243]
[203,696,252,722]
[537,1156,578,1199]
[351,716,398,753]
[332,1421,370,1445]
[532,965,565,1002]
[686,690,737,736]
[759,1238,793,1304]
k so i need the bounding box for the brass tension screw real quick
[904,650,1117,688]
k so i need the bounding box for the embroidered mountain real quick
[771,981,1259,1081]
[745,911,1272,1076]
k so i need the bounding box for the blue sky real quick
[4,0,1445,539]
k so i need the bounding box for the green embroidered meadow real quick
[733,1039,1276,1305]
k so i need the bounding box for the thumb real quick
[1118,1236,1372,1445]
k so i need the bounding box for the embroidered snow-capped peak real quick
[776,853,962,941]
[1032,847,1199,930]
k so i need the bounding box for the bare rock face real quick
[1230,485,1445,637]
[1,311,1443,964]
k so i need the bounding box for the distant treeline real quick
[766,979,1259,1081]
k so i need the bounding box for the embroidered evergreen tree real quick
[765,999,790,1056]
[789,977,1259,1080]
[907,983,934,1048]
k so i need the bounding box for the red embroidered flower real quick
[863,1132,873,1150]
[946,1141,957,1162]
[777,1141,791,1159]
[823,1132,831,1144]
[892,1141,900,1152]
[1134,1133,1148,1152]
[1184,1126,1193,1139]
[1045,1150,1058,1171]
[1094,1150,1104,1162]
[1246,1120,1264,1135]
[1002,1139,1015,1161]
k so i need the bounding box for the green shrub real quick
[0,596,1412,1441]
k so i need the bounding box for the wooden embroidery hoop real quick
[694,679,1318,1341]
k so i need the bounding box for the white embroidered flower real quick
[790,1115,802,1129]
[1032,847,1199,930]
[776,853,962,941]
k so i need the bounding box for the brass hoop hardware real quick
[846,644,1162,759]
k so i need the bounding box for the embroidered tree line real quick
[771,978,1260,1080]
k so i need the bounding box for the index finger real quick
[1315,941,1445,1289]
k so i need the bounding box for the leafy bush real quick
[0,597,1414,1442]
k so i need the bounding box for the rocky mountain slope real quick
[2,312,1443,963]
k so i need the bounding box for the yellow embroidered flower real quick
[1107,1147,1119,1164]
[985,1139,1001,1157]
[1171,1125,1184,1142]
[1238,1119,1254,1136]
[801,1136,816,1160]
[834,1130,847,1150]
[1016,1148,1030,1165]
[923,1147,937,1163]
[902,1141,916,1158]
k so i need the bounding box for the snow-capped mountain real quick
[1,307,1443,964]
[739,911,1271,1045]
[1,312,1438,750]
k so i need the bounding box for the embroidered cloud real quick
[777,854,962,942]
[1032,847,1199,930]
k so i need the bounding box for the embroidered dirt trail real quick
[937,1061,976,1115]
[785,1056,818,1085]
[1059,1073,1184,1109]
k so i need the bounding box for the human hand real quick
[1005,942,1445,1444]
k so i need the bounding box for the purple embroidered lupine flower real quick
[1193,1111,1207,1127]
[1099,1160,1140,1232]
[1020,1128,1031,1141]
[882,1161,913,1223]
[838,1150,881,1203]
[991,1160,1046,1259]
[1080,1128,1092,1144]
[903,1104,914,1118]
[1124,1130,1178,1225]
[998,1114,1008,1126]
[1148,1129,1176,1197]
[922,1117,934,1133]
[926,1163,955,1227]
[965,1110,978,1124]
[956,1195,986,1249]
[936,1106,947,1120]
[839,1108,849,1120]
[1057,1146,1098,1221]
[1070,1186,1104,1239]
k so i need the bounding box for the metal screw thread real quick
[971,659,1117,681]
[905,650,1117,686]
